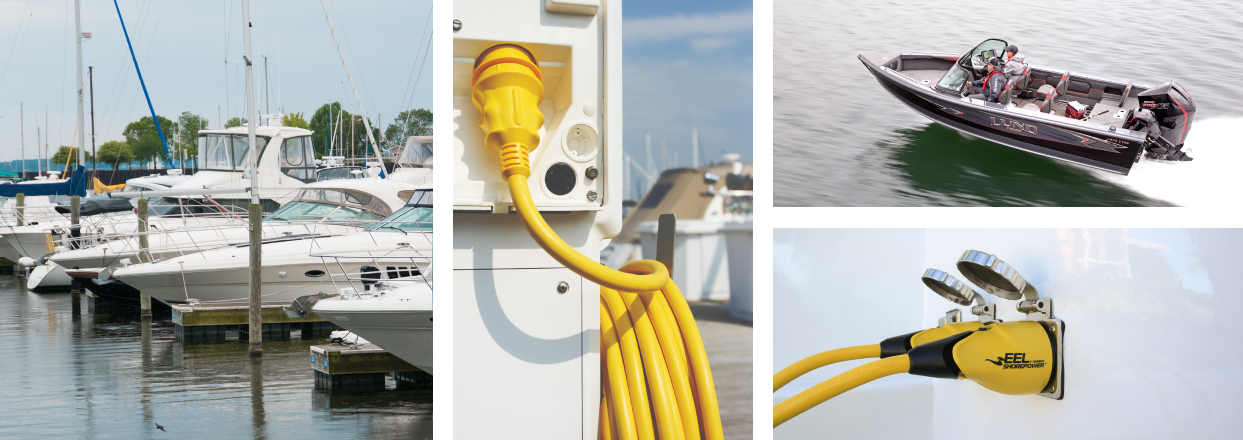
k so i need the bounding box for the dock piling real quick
[248,202,263,357]
[137,198,152,319]
[69,196,81,294]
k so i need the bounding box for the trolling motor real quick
[1130,81,1196,162]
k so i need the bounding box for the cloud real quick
[624,10,752,46]
[689,38,737,53]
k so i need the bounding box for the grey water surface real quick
[775,0,1243,206]
[0,277,430,439]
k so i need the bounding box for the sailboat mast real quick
[74,0,86,167]
[90,66,96,172]
[20,104,24,177]
[318,0,383,166]
[264,55,270,116]
[241,0,259,204]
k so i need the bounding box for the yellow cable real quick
[773,344,880,392]
[774,355,910,427]
[508,175,669,293]
[600,304,636,440]
[474,43,722,440]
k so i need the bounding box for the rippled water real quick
[775,0,1243,206]
[0,277,430,438]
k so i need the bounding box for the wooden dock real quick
[311,343,430,393]
[170,302,337,343]
[690,300,754,440]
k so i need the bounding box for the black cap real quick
[987,56,1002,67]
[1005,44,1018,55]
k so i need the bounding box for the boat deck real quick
[690,300,753,440]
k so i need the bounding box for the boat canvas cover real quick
[54,198,133,216]
[0,166,88,197]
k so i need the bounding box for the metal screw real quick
[556,281,569,293]
[586,190,598,201]
[452,19,461,31]
[585,166,598,180]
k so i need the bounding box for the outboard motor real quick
[1136,80,1195,161]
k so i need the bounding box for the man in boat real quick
[1002,45,1027,81]
[967,57,1006,103]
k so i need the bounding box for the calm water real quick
[775,0,1243,206]
[0,277,430,439]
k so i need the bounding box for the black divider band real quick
[907,331,973,379]
[879,331,919,359]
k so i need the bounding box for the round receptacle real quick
[544,163,577,196]
[921,268,979,306]
[562,123,599,162]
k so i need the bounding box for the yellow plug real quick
[953,320,1054,395]
[471,43,545,180]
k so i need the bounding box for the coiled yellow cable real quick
[518,174,723,438]
[774,355,911,427]
[773,344,880,392]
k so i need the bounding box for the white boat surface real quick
[313,281,433,374]
[112,188,431,304]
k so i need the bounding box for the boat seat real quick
[1053,71,1070,97]
[1033,84,1057,114]
[1028,71,1051,90]
[997,77,1019,105]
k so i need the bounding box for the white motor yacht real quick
[387,136,433,185]
[312,280,433,374]
[51,178,413,270]
[112,188,431,304]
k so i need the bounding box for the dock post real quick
[137,198,152,319]
[657,213,677,276]
[69,196,81,294]
[248,202,263,357]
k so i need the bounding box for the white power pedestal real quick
[452,0,621,438]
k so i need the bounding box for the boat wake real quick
[1095,117,1243,207]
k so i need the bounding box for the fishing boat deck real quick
[689,300,753,440]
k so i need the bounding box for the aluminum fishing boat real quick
[860,39,1196,175]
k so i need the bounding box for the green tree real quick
[384,108,433,148]
[225,117,248,128]
[50,146,94,167]
[176,111,209,168]
[123,115,175,169]
[282,112,310,129]
[309,102,346,158]
[96,140,135,169]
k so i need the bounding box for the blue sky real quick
[0,0,432,162]
[623,0,753,184]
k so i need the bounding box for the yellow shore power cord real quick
[774,320,1056,427]
[773,320,988,391]
[472,44,724,440]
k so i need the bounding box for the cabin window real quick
[280,136,317,183]
[198,134,270,172]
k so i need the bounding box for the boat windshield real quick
[265,188,391,223]
[398,138,432,166]
[367,205,432,233]
[962,39,1008,70]
[198,134,270,172]
[936,64,970,92]
[265,200,387,223]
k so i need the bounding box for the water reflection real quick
[883,124,1176,206]
[0,277,430,438]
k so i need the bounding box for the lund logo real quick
[990,117,1037,135]
[985,352,1046,369]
